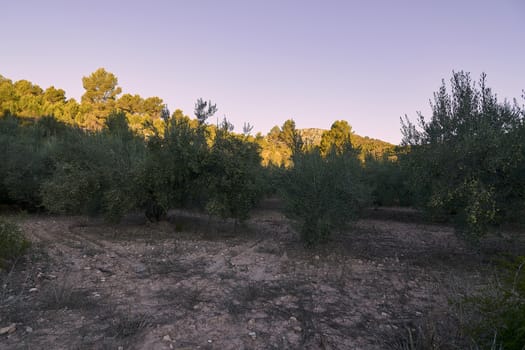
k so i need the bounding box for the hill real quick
[299,128,395,158]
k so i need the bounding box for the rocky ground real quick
[1,205,520,349]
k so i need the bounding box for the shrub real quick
[462,256,525,349]
[0,115,58,210]
[0,218,30,267]
[204,124,264,223]
[140,115,208,220]
[364,151,412,207]
[281,145,370,246]
[41,113,146,222]
[400,72,525,241]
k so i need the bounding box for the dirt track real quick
[0,207,503,349]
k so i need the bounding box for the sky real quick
[1,0,524,144]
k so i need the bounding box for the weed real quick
[105,312,150,338]
[40,278,93,310]
[462,256,525,350]
[0,218,30,268]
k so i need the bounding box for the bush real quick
[140,115,209,220]
[204,124,264,223]
[41,113,146,222]
[400,72,525,241]
[0,218,30,268]
[0,115,58,210]
[462,256,525,349]
[364,151,412,207]
[281,146,370,246]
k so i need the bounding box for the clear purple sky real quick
[2,0,524,144]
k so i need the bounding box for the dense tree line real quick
[1,69,524,243]
[0,108,264,225]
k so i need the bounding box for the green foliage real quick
[141,113,209,219]
[0,218,30,268]
[463,256,525,349]
[194,98,217,126]
[320,120,353,156]
[0,115,60,209]
[259,119,303,167]
[80,68,122,129]
[41,112,146,221]
[400,72,525,241]
[204,122,264,222]
[364,151,412,207]
[281,143,370,246]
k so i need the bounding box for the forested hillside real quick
[0,69,393,168]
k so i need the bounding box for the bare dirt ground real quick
[1,204,522,349]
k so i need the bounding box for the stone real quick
[134,263,147,274]
[248,331,256,339]
[0,323,16,335]
[163,335,172,342]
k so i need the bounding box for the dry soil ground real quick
[1,205,522,349]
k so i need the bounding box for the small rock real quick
[29,288,38,293]
[314,255,320,260]
[293,326,302,332]
[118,347,123,350]
[381,312,388,317]
[163,335,172,342]
[134,263,147,274]
[207,339,212,343]
[247,318,255,325]
[0,323,16,335]
[84,266,91,270]
[289,316,297,322]
[248,331,256,339]
[25,326,33,333]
